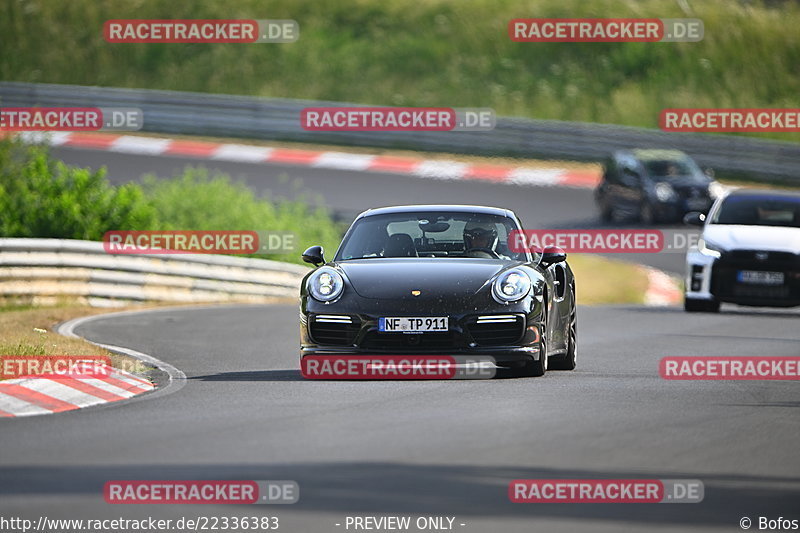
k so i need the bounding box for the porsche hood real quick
[335,258,520,300]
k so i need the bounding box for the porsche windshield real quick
[335,212,527,261]
[710,194,800,228]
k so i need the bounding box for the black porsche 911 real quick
[299,205,577,377]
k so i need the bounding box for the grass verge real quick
[0,302,154,380]
[568,254,653,306]
[3,0,798,143]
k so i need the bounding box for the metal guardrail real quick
[0,239,308,306]
[0,81,798,182]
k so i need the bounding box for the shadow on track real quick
[188,369,549,381]
[190,370,305,381]
[0,463,797,528]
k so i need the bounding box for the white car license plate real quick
[737,270,784,285]
[379,317,448,333]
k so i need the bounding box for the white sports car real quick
[683,189,800,312]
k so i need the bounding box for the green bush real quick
[0,138,343,263]
[141,168,343,262]
[0,138,157,239]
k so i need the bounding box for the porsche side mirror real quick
[683,212,705,227]
[302,245,325,266]
[703,167,715,178]
[541,245,567,266]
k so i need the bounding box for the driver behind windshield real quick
[463,221,503,258]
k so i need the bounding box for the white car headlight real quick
[708,181,726,199]
[307,267,344,302]
[655,182,677,202]
[492,268,531,303]
[698,238,724,258]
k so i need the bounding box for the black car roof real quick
[356,205,515,219]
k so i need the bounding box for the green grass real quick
[2,0,798,142]
[0,341,47,357]
[0,305,158,380]
[140,167,344,262]
[568,254,652,305]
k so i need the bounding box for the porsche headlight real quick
[492,268,531,303]
[698,238,724,258]
[307,267,344,302]
[655,182,677,202]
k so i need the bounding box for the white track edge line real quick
[57,311,187,404]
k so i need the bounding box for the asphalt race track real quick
[1,304,798,532]
[1,146,798,532]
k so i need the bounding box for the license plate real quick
[379,317,448,333]
[737,270,784,285]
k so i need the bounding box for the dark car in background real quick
[595,149,725,224]
[299,205,578,377]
